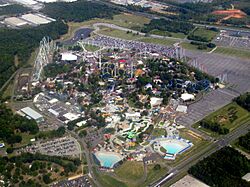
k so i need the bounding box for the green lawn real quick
[149,29,186,39]
[152,128,166,137]
[181,42,211,52]
[193,102,250,137]
[112,13,150,29]
[98,27,142,40]
[142,164,167,186]
[84,44,100,52]
[190,27,218,42]
[115,161,144,181]
[138,37,177,46]
[96,172,127,187]
[214,47,250,59]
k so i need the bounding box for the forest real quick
[0,4,29,16]
[42,0,120,22]
[0,21,68,91]
[238,132,250,152]
[141,18,194,35]
[0,104,39,145]
[188,147,250,187]
[234,92,250,111]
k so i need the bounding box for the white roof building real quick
[20,107,44,122]
[171,175,209,187]
[63,113,80,122]
[176,105,188,113]
[181,93,195,101]
[150,97,163,107]
[242,173,250,182]
[4,17,28,27]
[21,14,52,25]
[61,53,78,61]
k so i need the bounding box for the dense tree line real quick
[142,18,194,35]
[199,120,229,135]
[188,147,250,187]
[0,21,68,90]
[0,104,39,145]
[0,4,29,16]
[234,92,250,111]
[238,132,250,152]
[0,152,80,185]
[42,0,119,22]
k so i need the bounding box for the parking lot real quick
[23,137,81,157]
[51,176,92,187]
[213,30,250,49]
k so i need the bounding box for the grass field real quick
[98,27,142,40]
[181,42,212,52]
[84,44,100,52]
[193,102,250,137]
[152,128,166,137]
[138,37,177,46]
[115,161,144,181]
[214,47,250,59]
[60,13,150,41]
[142,164,167,186]
[149,29,186,39]
[190,27,218,42]
[96,172,127,187]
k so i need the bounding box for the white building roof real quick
[242,173,250,182]
[63,113,79,121]
[21,14,52,25]
[49,98,58,104]
[61,53,78,61]
[4,17,28,26]
[176,105,187,113]
[14,0,38,5]
[21,107,43,120]
[181,93,195,101]
[150,97,163,107]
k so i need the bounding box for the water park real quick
[153,137,193,160]
[94,151,124,169]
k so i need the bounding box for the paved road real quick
[150,121,250,187]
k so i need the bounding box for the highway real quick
[150,121,250,187]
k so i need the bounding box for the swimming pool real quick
[160,139,190,155]
[95,152,122,168]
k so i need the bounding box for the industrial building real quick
[4,17,28,27]
[21,14,53,25]
[19,107,44,123]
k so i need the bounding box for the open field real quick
[97,27,142,40]
[142,164,167,186]
[193,102,250,137]
[115,161,144,181]
[214,46,250,59]
[190,27,218,42]
[149,29,186,39]
[181,42,211,52]
[60,13,150,41]
[97,173,127,187]
[84,44,100,52]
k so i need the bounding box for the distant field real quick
[190,27,218,42]
[84,44,100,52]
[214,46,250,59]
[149,29,186,39]
[97,27,142,40]
[115,161,144,182]
[181,42,211,52]
[193,102,250,137]
[60,13,150,41]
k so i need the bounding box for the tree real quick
[153,164,161,170]
[6,147,14,154]
[42,174,51,184]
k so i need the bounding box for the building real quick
[242,173,250,182]
[21,13,53,25]
[4,17,28,27]
[20,107,44,123]
[170,175,209,187]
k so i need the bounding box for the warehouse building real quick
[19,107,44,123]
[21,13,53,25]
[4,17,28,27]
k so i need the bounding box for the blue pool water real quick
[161,142,186,155]
[95,152,122,168]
